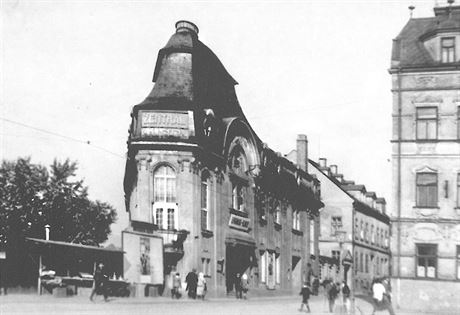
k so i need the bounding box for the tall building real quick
[122,21,323,297]
[390,2,460,311]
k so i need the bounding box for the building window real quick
[441,37,455,63]
[154,165,176,203]
[416,107,437,140]
[370,225,375,244]
[155,208,163,228]
[457,173,460,208]
[260,251,267,283]
[275,254,281,284]
[201,172,210,231]
[365,254,369,273]
[458,107,460,139]
[416,244,437,278]
[360,220,364,241]
[167,208,175,230]
[416,173,438,207]
[354,252,358,274]
[232,183,245,212]
[292,210,300,230]
[364,223,369,243]
[354,218,359,240]
[457,246,460,279]
[376,228,380,247]
[331,216,343,235]
[376,256,380,276]
[359,253,363,272]
[201,258,211,277]
[332,250,340,264]
[274,203,281,225]
[153,165,178,229]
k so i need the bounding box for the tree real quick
[0,157,117,286]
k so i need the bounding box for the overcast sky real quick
[2,0,438,246]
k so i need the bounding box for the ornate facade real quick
[390,3,460,311]
[122,21,323,297]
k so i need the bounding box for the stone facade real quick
[122,21,323,297]
[390,3,460,311]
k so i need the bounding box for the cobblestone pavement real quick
[0,294,458,315]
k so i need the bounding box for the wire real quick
[1,117,125,159]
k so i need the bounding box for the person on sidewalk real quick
[241,273,249,299]
[196,272,207,300]
[342,281,351,315]
[371,277,396,315]
[172,272,181,299]
[185,268,198,299]
[90,262,108,302]
[326,281,339,313]
[298,282,312,313]
[234,273,242,299]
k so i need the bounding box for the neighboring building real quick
[390,2,460,311]
[284,153,391,293]
[122,21,323,297]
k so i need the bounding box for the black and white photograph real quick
[1,0,460,314]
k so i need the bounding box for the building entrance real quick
[225,244,254,294]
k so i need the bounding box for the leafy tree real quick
[0,157,117,286]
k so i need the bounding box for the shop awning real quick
[225,230,256,247]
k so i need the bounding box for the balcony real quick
[155,229,189,261]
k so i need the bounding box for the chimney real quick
[175,20,199,36]
[319,158,327,168]
[330,165,338,175]
[296,134,308,172]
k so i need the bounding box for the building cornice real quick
[389,64,460,74]
[390,217,460,224]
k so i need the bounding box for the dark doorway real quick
[225,244,253,294]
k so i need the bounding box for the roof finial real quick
[408,5,415,18]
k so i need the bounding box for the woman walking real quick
[196,272,207,300]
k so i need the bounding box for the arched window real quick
[154,165,176,203]
[153,165,177,230]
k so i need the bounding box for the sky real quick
[1,0,439,246]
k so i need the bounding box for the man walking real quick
[90,262,108,302]
[185,268,198,299]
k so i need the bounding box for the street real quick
[1,294,457,315]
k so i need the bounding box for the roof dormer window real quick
[441,37,455,63]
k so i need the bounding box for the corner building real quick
[390,3,460,312]
[122,21,323,297]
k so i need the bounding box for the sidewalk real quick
[1,292,459,315]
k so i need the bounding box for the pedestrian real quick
[305,263,314,285]
[298,282,311,313]
[90,262,108,302]
[234,273,242,299]
[312,277,320,296]
[172,272,181,299]
[196,272,207,300]
[326,280,339,313]
[185,268,198,299]
[372,278,396,315]
[241,273,249,299]
[342,281,351,314]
